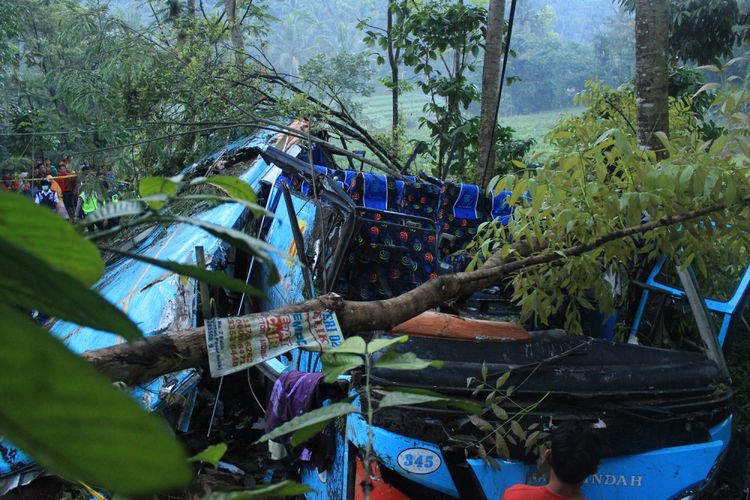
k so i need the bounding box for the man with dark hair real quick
[34,179,59,213]
[502,421,602,500]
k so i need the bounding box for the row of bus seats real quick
[277,164,514,300]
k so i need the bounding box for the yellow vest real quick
[80,192,99,214]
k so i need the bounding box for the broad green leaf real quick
[257,402,357,443]
[332,336,367,355]
[709,136,729,155]
[83,200,147,225]
[380,387,482,414]
[693,82,720,98]
[374,351,443,371]
[321,353,364,382]
[189,443,227,468]
[291,420,330,447]
[201,481,314,499]
[490,403,508,420]
[0,303,190,494]
[696,64,721,73]
[510,420,527,440]
[377,391,447,410]
[653,131,675,156]
[160,216,281,285]
[0,236,141,340]
[468,415,493,432]
[495,432,510,460]
[105,248,265,299]
[139,177,181,209]
[679,165,695,192]
[180,195,272,217]
[525,431,542,451]
[367,335,409,354]
[0,192,103,285]
[191,176,258,204]
[495,371,511,389]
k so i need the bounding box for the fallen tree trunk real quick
[83,200,739,385]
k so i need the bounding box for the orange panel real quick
[392,310,530,342]
[354,458,410,500]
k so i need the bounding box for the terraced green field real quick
[356,91,582,147]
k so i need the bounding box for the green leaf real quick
[160,216,281,285]
[367,335,409,353]
[189,443,227,468]
[201,481,314,499]
[0,236,141,340]
[510,420,527,440]
[494,432,510,460]
[105,248,265,299]
[291,420,330,447]
[256,402,357,443]
[374,350,443,370]
[381,387,482,414]
[377,391,447,410]
[0,192,103,286]
[709,136,729,155]
[191,176,258,204]
[653,131,675,156]
[525,430,542,451]
[481,361,488,381]
[490,403,508,420]
[495,371,511,389]
[83,200,147,225]
[693,82,720,98]
[180,195,273,217]
[468,415,493,432]
[139,177,181,209]
[0,303,190,494]
[332,336,367,355]
[321,353,364,382]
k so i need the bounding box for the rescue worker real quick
[34,179,59,213]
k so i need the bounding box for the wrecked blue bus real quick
[0,128,743,499]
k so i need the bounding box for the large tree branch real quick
[82,198,743,386]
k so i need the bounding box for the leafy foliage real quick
[618,0,740,64]
[472,70,750,332]
[0,301,191,495]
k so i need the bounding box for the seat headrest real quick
[362,172,389,210]
[492,190,513,221]
[452,184,480,219]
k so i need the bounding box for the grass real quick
[356,91,583,157]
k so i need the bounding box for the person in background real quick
[44,157,57,177]
[34,179,59,213]
[46,174,69,219]
[1,170,19,192]
[502,421,602,500]
[46,174,62,198]
[58,164,76,215]
[74,169,108,229]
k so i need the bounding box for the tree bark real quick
[387,1,400,152]
[635,0,669,151]
[224,0,244,66]
[82,196,741,386]
[477,0,506,190]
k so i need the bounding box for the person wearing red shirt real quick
[503,421,602,500]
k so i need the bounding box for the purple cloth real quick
[264,370,326,440]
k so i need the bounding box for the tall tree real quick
[477,0,505,190]
[635,0,669,150]
[224,0,244,66]
[386,0,401,151]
